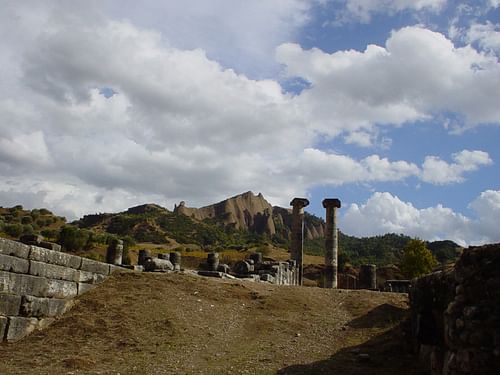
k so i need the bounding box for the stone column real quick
[290,197,309,286]
[106,239,123,265]
[323,198,341,288]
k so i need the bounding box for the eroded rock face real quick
[174,191,325,239]
[174,191,276,235]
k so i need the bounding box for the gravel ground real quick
[0,272,425,375]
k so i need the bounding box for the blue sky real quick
[0,0,499,245]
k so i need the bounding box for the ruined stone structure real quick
[322,198,341,288]
[106,239,123,265]
[0,237,123,342]
[290,198,309,286]
[197,252,298,285]
[359,264,377,290]
[410,244,500,374]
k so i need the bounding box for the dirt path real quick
[0,272,424,374]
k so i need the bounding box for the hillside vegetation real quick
[0,192,462,268]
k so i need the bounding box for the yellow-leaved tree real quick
[400,239,438,279]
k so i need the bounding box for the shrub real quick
[58,226,90,252]
[4,223,23,238]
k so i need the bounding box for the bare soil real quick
[0,272,425,375]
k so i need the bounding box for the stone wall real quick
[410,244,500,374]
[0,237,121,342]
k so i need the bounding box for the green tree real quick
[58,226,90,252]
[400,239,438,278]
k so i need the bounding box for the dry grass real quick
[0,272,424,375]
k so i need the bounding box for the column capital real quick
[290,197,310,208]
[322,198,341,208]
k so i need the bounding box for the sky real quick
[0,0,499,246]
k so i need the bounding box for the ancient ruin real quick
[322,198,341,288]
[290,197,309,286]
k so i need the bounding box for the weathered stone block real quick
[46,279,78,299]
[0,315,7,339]
[29,246,81,269]
[0,254,30,273]
[78,271,107,284]
[39,241,62,252]
[0,238,31,259]
[20,295,73,318]
[2,271,78,299]
[29,260,80,282]
[6,316,39,342]
[0,293,22,315]
[78,283,96,295]
[80,258,110,275]
[197,270,224,278]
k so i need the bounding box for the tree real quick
[400,239,438,279]
[58,226,90,252]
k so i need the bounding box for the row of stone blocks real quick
[0,238,120,342]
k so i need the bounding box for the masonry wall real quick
[410,244,500,374]
[0,237,121,342]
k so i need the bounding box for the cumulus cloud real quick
[421,150,493,184]
[277,26,500,136]
[342,190,500,246]
[466,21,500,52]
[0,2,496,231]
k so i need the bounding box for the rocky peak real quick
[174,191,276,235]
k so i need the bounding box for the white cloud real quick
[342,191,500,246]
[334,0,446,23]
[0,2,495,229]
[277,26,500,136]
[421,150,493,184]
[466,21,500,52]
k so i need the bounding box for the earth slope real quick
[0,272,425,375]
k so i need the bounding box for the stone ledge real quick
[0,254,30,274]
[78,270,107,284]
[0,271,78,299]
[0,293,22,316]
[29,246,82,269]
[29,260,80,282]
[5,316,54,342]
[20,295,74,318]
[80,258,110,275]
[77,283,97,295]
[0,316,7,340]
[0,238,31,259]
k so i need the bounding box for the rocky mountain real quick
[174,191,325,240]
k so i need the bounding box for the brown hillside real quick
[0,272,424,375]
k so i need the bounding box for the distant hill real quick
[174,191,325,240]
[0,192,463,266]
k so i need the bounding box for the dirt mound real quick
[0,272,424,374]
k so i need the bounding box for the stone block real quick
[2,271,78,299]
[0,254,30,273]
[197,270,224,278]
[6,316,40,342]
[0,293,22,315]
[144,258,173,272]
[0,316,7,340]
[0,238,31,259]
[80,258,110,275]
[29,246,81,269]
[39,242,62,252]
[78,271,107,284]
[20,295,74,318]
[29,260,80,282]
[78,283,97,295]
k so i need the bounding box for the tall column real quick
[323,198,341,288]
[290,197,309,286]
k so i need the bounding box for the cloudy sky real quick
[0,0,499,246]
